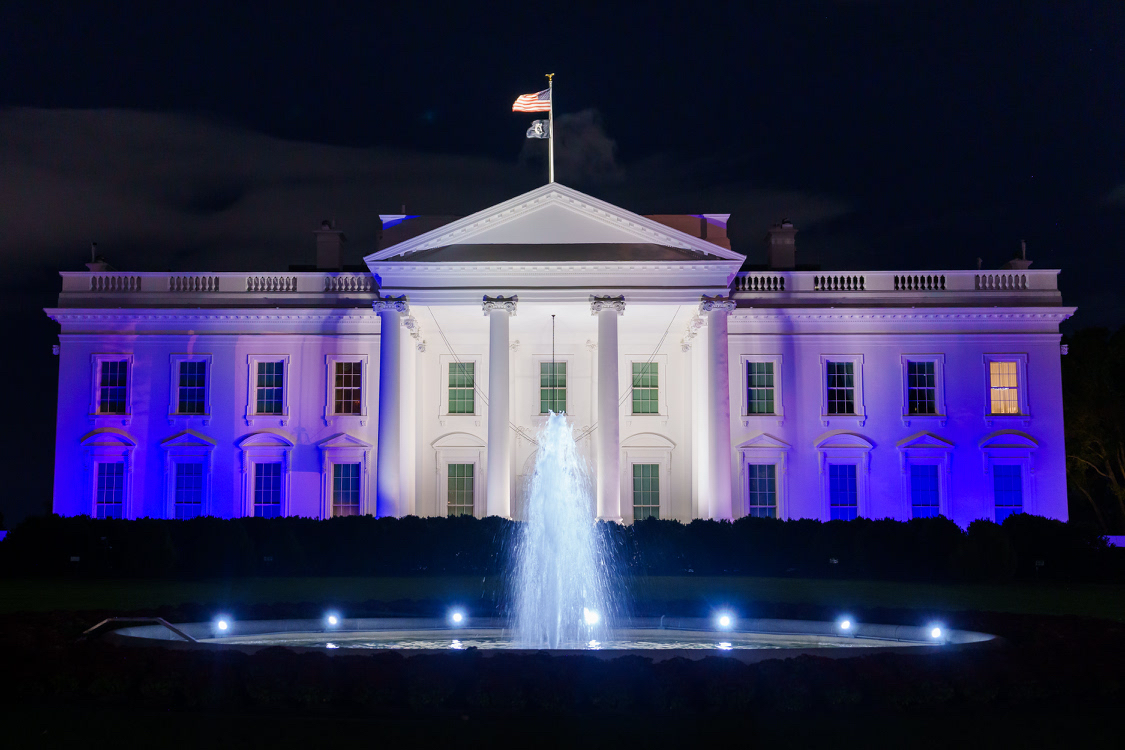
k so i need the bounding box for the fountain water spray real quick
[510,412,619,648]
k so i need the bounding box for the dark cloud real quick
[0,108,852,275]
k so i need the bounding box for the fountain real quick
[510,412,618,648]
[105,416,996,659]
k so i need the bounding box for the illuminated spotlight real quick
[717,642,733,651]
[325,612,340,627]
[716,613,733,629]
[930,626,944,640]
[838,618,853,632]
[214,617,230,632]
[583,608,600,625]
[450,609,466,625]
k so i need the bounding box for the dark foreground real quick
[1,587,1123,749]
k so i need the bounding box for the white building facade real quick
[48,183,1074,527]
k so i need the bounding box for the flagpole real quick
[546,73,554,183]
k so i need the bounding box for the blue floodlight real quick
[716,613,734,629]
[838,617,854,632]
[930,626,943,640]
[450,609,466,625]
[583,607,600,626]
[325,612,341,628]
[214,616,231,633]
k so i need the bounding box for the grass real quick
[2,574,1124,620]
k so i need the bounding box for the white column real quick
[374,296,407,517]
[702,296,736,521]
[592,295,625,523]
[483,295,517,517]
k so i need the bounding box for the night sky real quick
[1,0,1122,524]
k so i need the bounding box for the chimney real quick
[315,220,346,270]
[85,242,114,272]
[766,220,797,270]
[1001,239,1033,270]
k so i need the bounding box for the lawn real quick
[2,574,1123,620]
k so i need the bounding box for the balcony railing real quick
[62,271,379,296]
[731,269,1057,296]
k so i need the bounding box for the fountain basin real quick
[105,617,996,664]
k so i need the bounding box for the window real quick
[98,360,128,414]
[256,361,284,415]
[826,361,855,415]
[989,361,1020,415]
[95,462,125,519]
[333,361,362,415]
[174,462,204,519]
[907,361,936,415]
[447,463,475,516]
[631,362,659,414]
[828,464,858,520]
[746,362,775,414]
[632,464,660,521]
[746,464,777,518]
[177,361,207,415]
[540,362,566,414]
[910,464,940,518]
[448,362,475,414]
[332,463,361,517]
[994,465,1023,522]
[254,462,283,518]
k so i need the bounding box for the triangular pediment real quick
[318,433,373,450]
[366,183,745,263]
[737,433,791,451]
[896,432,954,451]
[159,429,217,449]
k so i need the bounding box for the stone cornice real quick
[46,308,380,324]
[729,308,1076,322]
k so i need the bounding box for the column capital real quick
[590,294,626,316]
[699,295,736,314]
[482,294,518,316]
[373,294,409,314]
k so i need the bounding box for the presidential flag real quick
[512,88,551,112]
[526,119,550,139]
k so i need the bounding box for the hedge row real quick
[1,513,1119,582]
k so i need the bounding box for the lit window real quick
[989,361,1020,415]
[256,362,284,415]
[540,362,566,414]
[746,464,776,518]
[177,361,207,415]
[174,462,204,519]
[448,363,475,414]
[632,464,660,521]
[746,362,775,414]
[96,462,125,519]
[447,464,474,516]
[994,465,1023,522]
[910,464,939,518]
[333,361,362,415]
[826,362,855,415]
[907,361,936,415]
[98,360,128,414]
[632,362,659,414]
[332,463,361,517]
[828,464,858,520]
[254,462,283,518]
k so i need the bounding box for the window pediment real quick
[237,431,295,449]
[318,433,373,450]
[736,433,791,451]
[621,432,676,450]
[432,431,487,449]
[80,429,135,448]
[159,429,217,449]
[896,432,954,451]
[814,431,875,451]
[979,430,1038,450]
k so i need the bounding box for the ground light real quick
[213,616,231,634]
[450,609,466,625]
[325,612,341,628]
[838,617,854,632]
[583,608,600,625]
[716,613,734,629]
[930,625,944,640]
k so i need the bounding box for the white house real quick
[47,182,1074,527]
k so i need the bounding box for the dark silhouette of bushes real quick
[0,512,1119,582]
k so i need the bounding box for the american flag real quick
[512,88,551,112]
